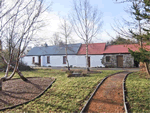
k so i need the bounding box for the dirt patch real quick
[0,77,55,110]
[65,69,101,77]
[84,72,129,112]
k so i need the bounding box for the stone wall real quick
[101,54,134,68]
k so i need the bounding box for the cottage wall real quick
[21,56,38,66]
[102,54,134,68]
[89,55,104,67]
[41,55,104,67]
[22,55,104,67]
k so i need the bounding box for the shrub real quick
[65,70,73,74]
[18,62,34,71]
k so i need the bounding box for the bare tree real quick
[70,0,103,71]
[51,32,62,45]
[0,0,50,90]
[59,18,72,71]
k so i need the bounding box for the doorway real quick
[117,55,123,68]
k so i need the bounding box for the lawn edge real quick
[80,71,126,113]
[0,77,56,111]
[123,72,133,113]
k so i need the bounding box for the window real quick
[106,56,110,62]
[47,56,50,63]
[63,56,66,64]
[32,57,35,64]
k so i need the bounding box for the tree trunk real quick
[16,69,28,81]
[0,55,28,81]
[66,53,70,71]
[144,62,150,76]
[65,37,70,71]
[0,80,2,91]
[86,43,90,71]
[66,59,70,71]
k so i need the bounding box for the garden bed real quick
[0,77,55,110]
[65,70,101,77]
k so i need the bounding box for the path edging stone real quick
[123,72,133,113]
[0,77,56,111]
[80,71,127,113]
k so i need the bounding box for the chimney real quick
[44,43,48,47]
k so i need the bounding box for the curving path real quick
[84,72,129,112]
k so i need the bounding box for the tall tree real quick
[0,0,50,90]
[59,18,72,71]
[70,0,103,71]
[115,0,150,76]
[128,0,150,76]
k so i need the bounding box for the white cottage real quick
[22,43,105,67]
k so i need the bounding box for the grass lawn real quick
[0,69,121,112]
[126,72,150,113]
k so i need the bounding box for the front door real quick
[38,56,41,66]
[88,57,90,67]
[117,55,123,68]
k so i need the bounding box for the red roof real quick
[78,43,106,55]
[103,44,150,54]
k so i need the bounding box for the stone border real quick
[80,71,127,113]
[123,72,133,113]
[0,77,56,111]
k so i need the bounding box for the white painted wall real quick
[22,55,104,67]
[21,56,38,66]
[89,55,104,67]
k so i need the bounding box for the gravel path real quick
[84,72,129,112]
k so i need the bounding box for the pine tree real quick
[128,0,150,76]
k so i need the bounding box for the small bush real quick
[18,62,34,71]
[65,70,73,74]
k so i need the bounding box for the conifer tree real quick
[128,0,150,76]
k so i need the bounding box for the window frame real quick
[47,56,50,64]
[63,56,66,64]
[106,56,111,62]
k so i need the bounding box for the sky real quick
[36,0,131,46]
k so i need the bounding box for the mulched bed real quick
[65,69,102,77]
[0,77,55,110]
[84,72,129,112]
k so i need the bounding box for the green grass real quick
[126,72,150,113]
[0,69,121,112]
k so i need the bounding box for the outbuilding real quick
[102,44,150,68]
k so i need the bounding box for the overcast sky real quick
[37,0,131,45]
